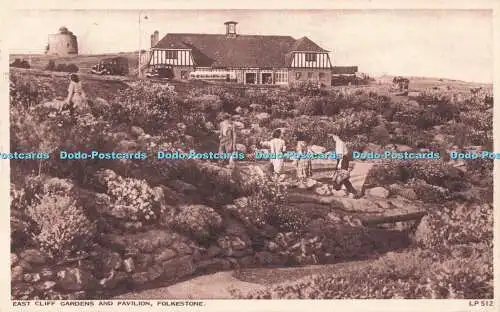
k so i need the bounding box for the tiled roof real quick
[153,33,329,68]
[291,36,329,52]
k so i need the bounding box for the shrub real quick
[371,125,390,146]
[45,60,56,71]
[10,58,30,69]
[415,203,493,249]
[105,176,164,223]
[109,80,180,134]
[173,205,224,244]
[233,247,492,299]
[10,73,56,109]
[27,194,96,259]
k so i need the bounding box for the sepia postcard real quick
[1,0,498,311]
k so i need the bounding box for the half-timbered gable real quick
[148,21,334,85]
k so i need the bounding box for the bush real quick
[27,194,96,259]
[233,247,492,299]
[415,203,493,249]
[10,58,31,69]
[104,175,164,224]
[45,60,56,71]
[109,80,180,134]
[371,125,390,146]
[173,205,224,244]
[53,63,79,73]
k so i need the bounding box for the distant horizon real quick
[8,10,493,84]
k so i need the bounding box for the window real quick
[307,72,313,79]
[274,71,289,84]
[319,72,326,80]
[181,71,188,80]
[295,72,302,80]
[305,53,317,62]
[165,50,178,59]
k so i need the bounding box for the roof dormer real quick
[224,21,238,38]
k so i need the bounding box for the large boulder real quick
[366,187,390,199]
[57,268,96,292]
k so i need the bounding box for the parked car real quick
[145,67,174,79]
[90,56,129,76]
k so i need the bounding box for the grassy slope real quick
[11,53,492,91]
[10,52,140,75]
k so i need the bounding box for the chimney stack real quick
[224,21,238,38]
[151,30,159,47]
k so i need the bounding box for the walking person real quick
[218,113,237,168]
[60,73,89,122]
[294,132,313,188]
[330,134,361,198]
[261,129,286,181]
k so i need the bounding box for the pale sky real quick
[8,9,493,83]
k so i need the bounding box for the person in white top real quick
[61,74,88,120]
[218,114,237,168]
[261,129,286,179]
[330,135,361,198]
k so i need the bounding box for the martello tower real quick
[46,26,78,56]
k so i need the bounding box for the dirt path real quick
[113,271,263,299]
[113,259,377,299]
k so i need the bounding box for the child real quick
[261,129,286,180]
[218,113,237,168]
[330,134,361,198]
[294,132,312,188]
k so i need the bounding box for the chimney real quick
[151,30,159,47]
[224,21,238,38]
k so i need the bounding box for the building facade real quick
[146,21,333,85]
[46,27,78,56]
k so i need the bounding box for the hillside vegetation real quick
[9,68,493,299]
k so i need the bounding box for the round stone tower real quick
[46,26,78,56]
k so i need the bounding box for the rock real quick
[100,270,129,289]
[255,112,270,121]
[20,249,47,265]
[147,264,164,281]
[154,249,177,263]
[394,144,413,152]
[42,281,57,291]
[134,254,154,271]
[102,252,123,272]
[239,256,257,268]
[205,121,215,130]
[197,258,231,273]
[205,245,221,258]
[123,258,135,273]
[249,103,264,111]
[231,237,247,250]
[39,268,55,281]
[130,126,145,137]
[12,266,24,282]
[366,187,390,199]
[11,253,19,267]
[433,134,446,143]
[266,241,279,252]
[177,122,186,130]
[57,268,96,292]
[130,272,150,286]
[167,180,198,194]
[235,106,243,113]
[161,256,196,281]
[171,242,192,255]
[309,145,326,153]
[255,252,286,266]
